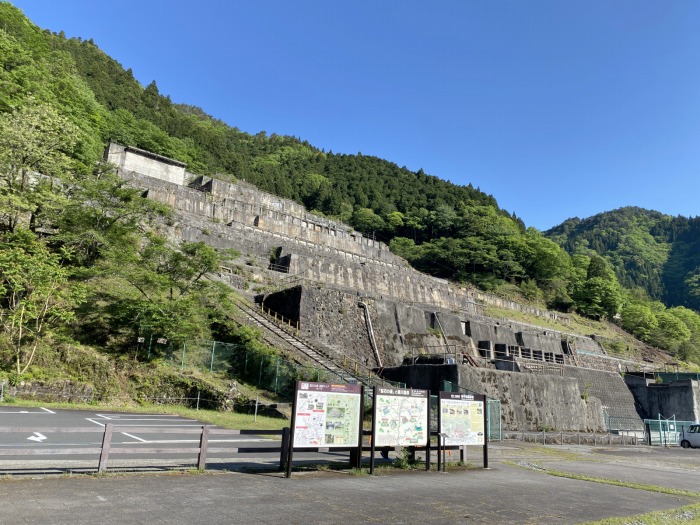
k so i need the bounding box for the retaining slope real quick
[561,366,643,429]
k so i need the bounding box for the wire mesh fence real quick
[159,339,403,400]
[504,430,642,446]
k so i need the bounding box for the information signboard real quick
[291,381,363,448]
[438,392,485,446]
[373,387,429,447]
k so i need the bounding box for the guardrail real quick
[0,425,288,473]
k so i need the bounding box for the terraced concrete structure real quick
[107,143,655,431]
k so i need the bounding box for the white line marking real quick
[135,438,275,444]
[86,418,200,428]
[95,414,193,421]
[27,432,47,442]
[40,407,55,414]
[0,409,53,414]
[97,496,107,502]
[121,432,148,443]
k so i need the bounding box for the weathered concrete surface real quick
[106,143,186,186]
[458,367,606,432]
[625,375,700,422]
[381,364,606,431]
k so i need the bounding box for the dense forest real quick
[1,2,700,372]
[546,207,700,312]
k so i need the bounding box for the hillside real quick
[1,0,700,399]
[546,207,700,311]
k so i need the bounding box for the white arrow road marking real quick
[27,432,47,442]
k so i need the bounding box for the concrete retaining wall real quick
[625,375,700,422]
[380,364,606,431]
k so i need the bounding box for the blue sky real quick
[10,0,700,230]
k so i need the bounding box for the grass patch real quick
[509,460,700,499]
[544,468,700,498]
[582,502,700,524]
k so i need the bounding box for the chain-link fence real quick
[504,430,641,446]
[160,340,403,399]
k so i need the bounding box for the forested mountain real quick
[2,1,700,370]
[546,207,700,312]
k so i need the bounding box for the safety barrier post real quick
[197,425,210,470]
[279,427,290,471]
[98,423,114,473]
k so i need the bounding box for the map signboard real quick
[292,381,363,448]
[373,387,429,447]
[438,392,485,446]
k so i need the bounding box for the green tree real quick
[56,162,170,266]
[351,208,385,235]
[651,310,691,353]
[573,276,622,319]
[0,231,86,375]
[0,100,78,233]
[620,303,658,342]
[107,236,233,345]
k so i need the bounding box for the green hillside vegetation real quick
[1,0,700,402]
[547,207,700,362]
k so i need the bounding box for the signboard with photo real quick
[292,381,363,448]
[438,392,485,446]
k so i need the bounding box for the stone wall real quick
[297,287,380,367]
[108,146,579,326]
[467,320,519,347]
[517,331,562,354]
[117,164,577,320]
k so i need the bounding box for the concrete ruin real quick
[106,143,691,432]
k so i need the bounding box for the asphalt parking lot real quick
[2,408,700,524]
[1,443,698,525]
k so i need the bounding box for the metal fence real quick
[655,372,700,384]
[159,339,403,399]
[504,430,641,446]
[604,413,645,432]
[644,416,697,446]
